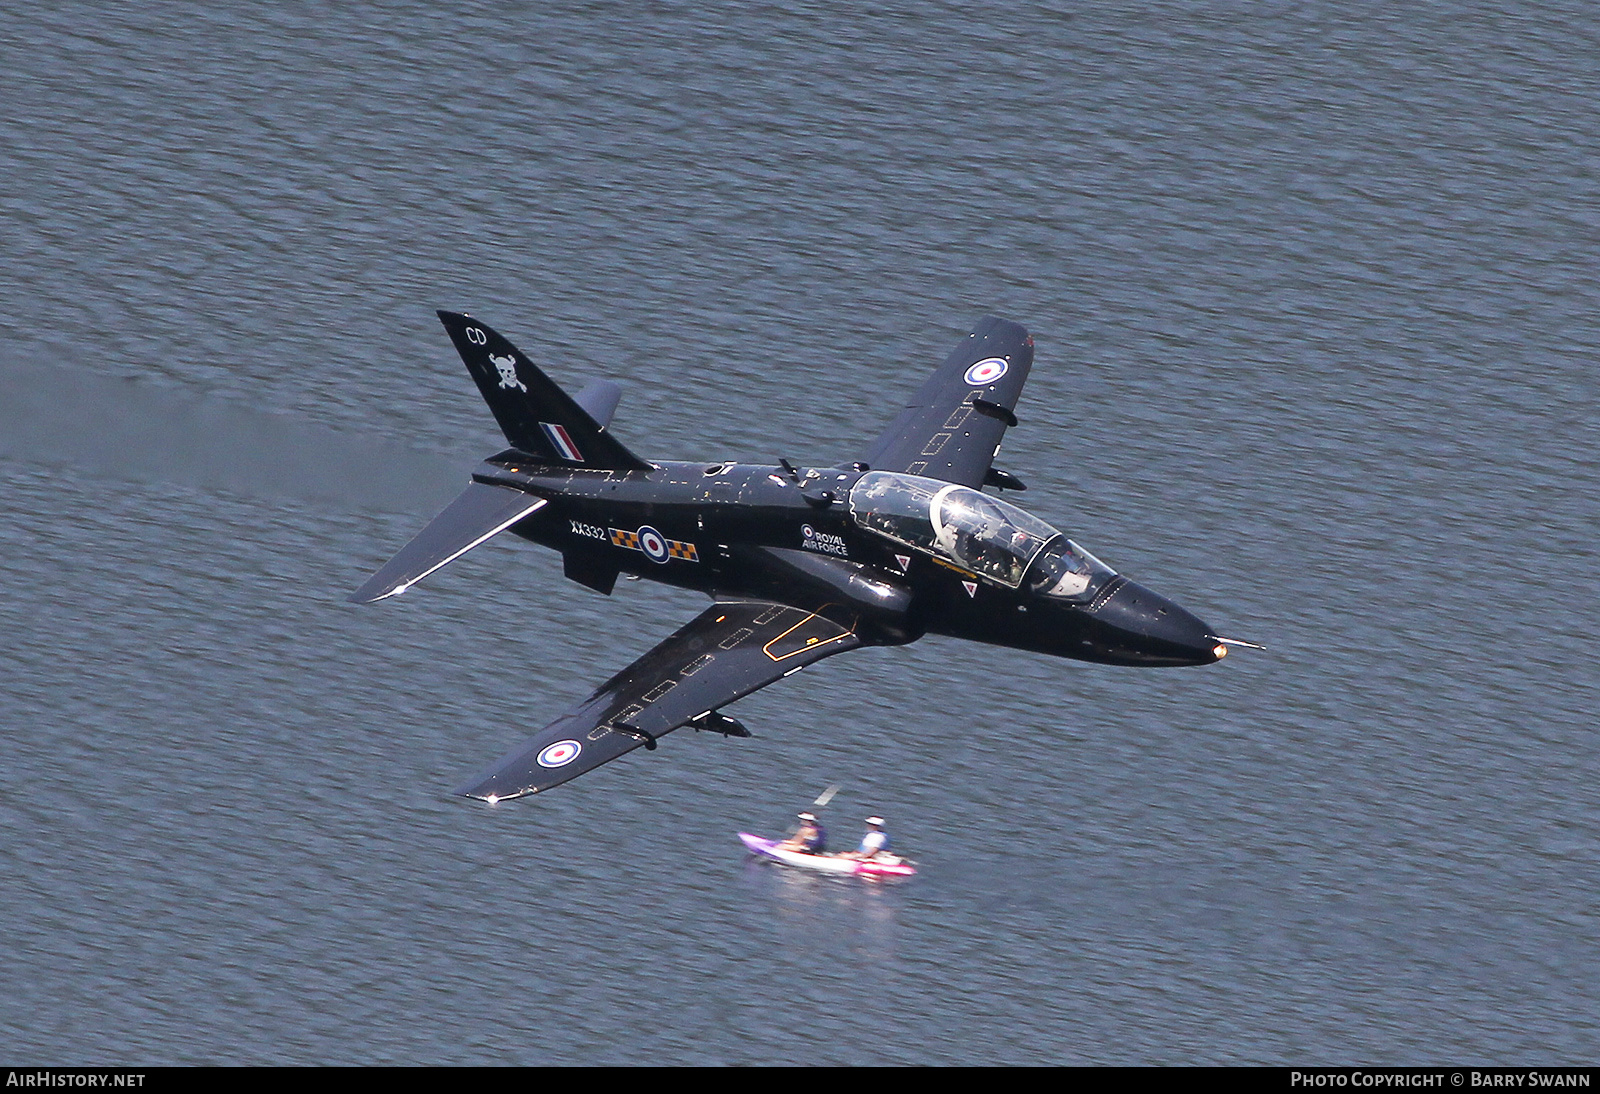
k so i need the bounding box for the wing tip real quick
[454,767,541,802]
[455,781,537,804]
[346,582,406,605]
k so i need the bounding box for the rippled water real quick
[2,1,1596,1065]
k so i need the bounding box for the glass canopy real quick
[847,471,1113,596]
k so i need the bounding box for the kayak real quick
[738,832,917,877]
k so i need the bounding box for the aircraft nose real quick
[1088,578,1224,666]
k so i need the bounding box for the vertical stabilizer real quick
[437,311,651,472]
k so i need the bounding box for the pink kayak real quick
[739,832,916,877]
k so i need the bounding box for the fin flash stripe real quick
[539,422,585,462]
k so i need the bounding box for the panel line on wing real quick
[720,627,755,649]
[762,608,857,662]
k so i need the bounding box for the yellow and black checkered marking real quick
[608,527,699,562]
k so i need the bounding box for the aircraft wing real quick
[860,316,1034,489]
[455,599,861,800]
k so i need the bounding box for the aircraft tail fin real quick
[437,311,651,472]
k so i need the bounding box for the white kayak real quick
[739,832,916,877]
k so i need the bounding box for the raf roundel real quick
[963,357,1009,387]
[537,740,582,768]
[636,525,670,564]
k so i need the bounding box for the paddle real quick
[779,785,839,851]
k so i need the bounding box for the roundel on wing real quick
[637,525,670,564]
[964,357,1009,386]
[537,740,582,768]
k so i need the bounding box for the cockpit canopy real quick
[846,471,1115,597]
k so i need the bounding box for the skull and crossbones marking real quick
[489,353,526,392]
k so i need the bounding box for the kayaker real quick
[780,811,827,855]
[847,816,890,860]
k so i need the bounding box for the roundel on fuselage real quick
[637,525,670,564]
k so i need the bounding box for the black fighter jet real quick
[352,312,1242,802]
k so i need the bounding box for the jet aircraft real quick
[352,312,1243,802]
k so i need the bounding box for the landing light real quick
[1212,644,1228,661]
[485,794,500,805]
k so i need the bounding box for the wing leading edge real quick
[456,599,862,800]
[861,316,1033,489]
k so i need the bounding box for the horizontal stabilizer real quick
[573,379,622,432]
[349,482,547,603]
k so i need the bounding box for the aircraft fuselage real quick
[473,454,1223,669]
